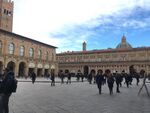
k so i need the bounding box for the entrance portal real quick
[7,61,15,72]
[44,69,49,77]
[37,68,42,77]
[18,62,26,77]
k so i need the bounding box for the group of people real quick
[0,66,17,113]
[88,69,142,95]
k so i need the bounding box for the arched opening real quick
[44,69,49,77]
[90,69,96,74]
[65,69,69,73]
[84,65,89,77]
[7,61,15,72]
[105,69,111,74]
[18,62,26,77]
[37,68,43,77]
[0,61,3,74]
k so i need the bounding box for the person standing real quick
[96,70,104,94]
[106,70,114,95]
[1,66,16,113]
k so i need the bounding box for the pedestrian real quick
[88,70,94,84]
[96,69,104,94]
[114,71,121,93]
[31,71,36,84]
[0,66,17,113]
[106,70,114,95]
[60,72,64,84]
[135,72,140,86]
[51,73,55,86]
[122,71,130,88]
[66,72,71,84]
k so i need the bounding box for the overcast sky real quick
[13,0,150,53]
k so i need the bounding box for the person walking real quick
[106,70,114,95]
[96,69,104,94]
[66,72,71,84]
[51,73,55,86]
[114,71,121,93]
[31,71,36,84]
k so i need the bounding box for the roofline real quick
[57,47,150,56]
[0,29,57,48]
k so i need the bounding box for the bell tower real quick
[0,0,14,32]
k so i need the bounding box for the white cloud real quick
[12,0,150,52]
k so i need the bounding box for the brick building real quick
[56,36,150,76]
[0,0,58,77]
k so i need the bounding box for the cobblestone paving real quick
[9,78,150,113]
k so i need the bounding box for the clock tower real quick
[0,0,14,32]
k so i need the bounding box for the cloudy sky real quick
[13,0,150,53]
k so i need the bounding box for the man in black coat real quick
[31,71,36,84]
[114,71,121,93]
[96,70,104,94]
[1,66,15,113]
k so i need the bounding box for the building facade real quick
[56,36,150,75]
[0,0,58,77]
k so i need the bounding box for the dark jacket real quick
[1,71,15,94]
[96,74,104,85]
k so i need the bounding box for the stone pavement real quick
[9,78,150,113]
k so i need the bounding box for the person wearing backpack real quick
[1,66,17,113]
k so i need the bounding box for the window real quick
[20,46,25,56]
[29,48,34,58]
[38,50,42,59]
[46,51,48,60]
[0,41,2,54]
[8,43,14,55]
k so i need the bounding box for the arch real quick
[90,69,96,74]
[7,61,15,72]
[105,69,111,74]
[97,69,103,74]
[65,69,69,73]
[18,62,26,77]
[84,65,89,77]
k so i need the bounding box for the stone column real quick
[15,63,19,77]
